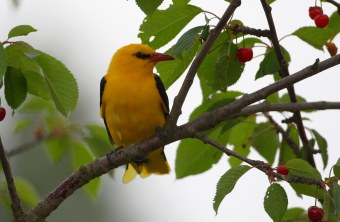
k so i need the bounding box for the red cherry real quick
[277,165,289,175]
[308,206,324,222]
[237,47,253,63]
[309,6,323,19]
[314,14,329,28]
[0,107,6,121]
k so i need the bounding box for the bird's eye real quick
[135,52,151,59]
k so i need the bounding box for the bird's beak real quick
[151,52,174,63]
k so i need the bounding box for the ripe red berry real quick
[0,107,6,121]
[314,14,329,28]
[308,206,324,222]
[325,42,338,56]
[309,6,323,19]
[277,165,289,175]
[237,47,253,63]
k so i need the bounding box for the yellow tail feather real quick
[122,148,170,184]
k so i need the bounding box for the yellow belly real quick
[102,74,165,147]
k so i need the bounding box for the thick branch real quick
[25,51,340,222]
[260,0,315,167]
[167,0,241,129]
[0,137,26,220]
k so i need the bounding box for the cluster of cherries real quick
[276,165,329,221]
[0,107,6,121]
[309,6,329,28]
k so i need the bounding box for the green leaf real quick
[14,177,40,206]
[171,26,204,58]
[213,165,251,213]
[334,158,340,178]
[71,141,100,198]
[34,52,78,116]
[214,40,244,89]
[293,26,333,50]
[138,4,202,49]
[13,119,32,133]
[280,93,306,103]
[332,182,340,214]
[136,0,163,15]
[264,183,288,222]
[83,124,114,158]
[172,0,190,6]
[0,43,7,81]
[22,71,51,100]
[282,208,307,221]
[8,25,37,39]
[328,11,340,39]
[286,158,322,180]
[311,129,328,169]
[251,122,279,164]
[156,40,199,89]
[228,116,256,167]
[238,37,264,48]
[175,128,224,179]
[290,183,324,199]
[45,138,69,163]
[4,67,27,109]
[256,47,290,79]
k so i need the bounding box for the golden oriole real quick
[100,44,174,183]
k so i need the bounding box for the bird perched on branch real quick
[100,44,174,183]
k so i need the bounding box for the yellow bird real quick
[100,44,174,183]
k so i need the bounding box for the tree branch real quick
[326,0,340,13]
[260,0,316,167]
[0,137,26,220]
[167,0,241,130]
[195,132,324,187]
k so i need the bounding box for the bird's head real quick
[109,44,174,75]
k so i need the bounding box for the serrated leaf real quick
[311,129,328,169]
[264,183,288,222]
[14,177,40,206]
[83,124,114,158]
[138,4,202,49]
[173,0,190,6]
[156,41,199,89]
[34,52,78,116]
[0,43,7,81]
[251,122,279,163]
[136,0,163,15]
[282,207,306,221]
[293,26,332,50]
[238,37,264,48]
[256,47,290,79]
[334,158,340,178]
[4,67,27,109]
[286,159,322,180]
[8,25,37,39]
[22,71,51,100]
[71,141,100,198]
[213,165,251,213]
[171,26,203,58]
[214,41,244,89]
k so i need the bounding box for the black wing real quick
[100,76,115,145]
[154,74,169,117]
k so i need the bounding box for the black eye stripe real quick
[135,52,151,59]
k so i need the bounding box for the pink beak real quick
[151,52,174,63]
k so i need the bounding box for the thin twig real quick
[260,0,315,167]
[7,134,51,157]
[231,25,271,38]
[195,132,324,187]
[0,137,26,220]
[325,0,340,13]
[166,0,241,131]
